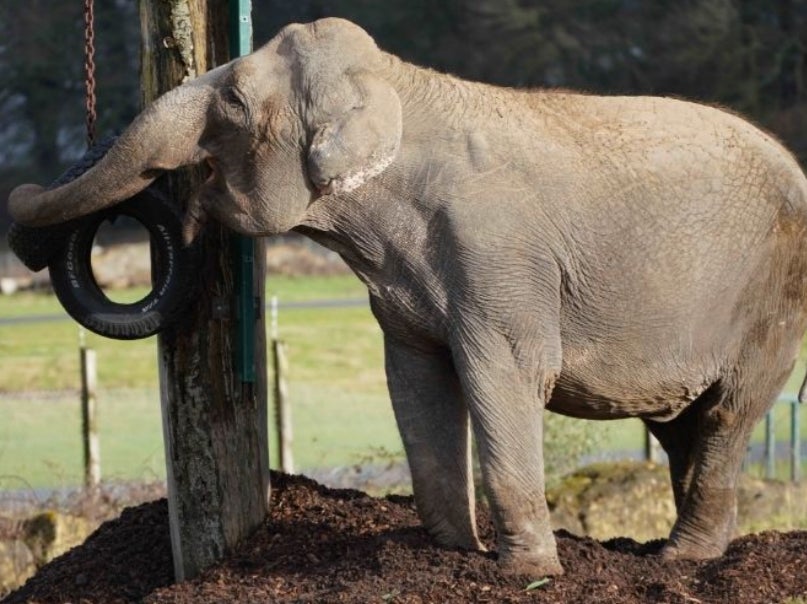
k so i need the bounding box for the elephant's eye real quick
[222,86,247,111]
[220,86,252,126]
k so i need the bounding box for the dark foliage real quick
[0,0,804,231]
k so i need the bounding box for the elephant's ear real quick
[307,72,402,195]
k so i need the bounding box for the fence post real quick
[643,429,662,463]
[271,296,294,473]
[765,410,776,479]
[791,401,800,483]
[79,330,100,489]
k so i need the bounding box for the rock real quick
[548,461,676,542]
[0,540,35,597]
[22,511,94,567]
[548,461,807,543]
[737,475,807,533]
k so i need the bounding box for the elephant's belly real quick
[548,333,721,421]
[547,371,712,422]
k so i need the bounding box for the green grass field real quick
[0,274,805,489]
[0,275,404,487]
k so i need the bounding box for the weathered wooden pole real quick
[791,401,800,483]
[643,428,662,464]
[765,411,776,479]
[79,331,100,489]
[270,297,294,473]
[139,0,269,582]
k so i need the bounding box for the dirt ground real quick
[3,471,807,604]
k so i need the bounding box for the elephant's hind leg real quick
[643,383,722,512]
[663,243,807,560]
[644,411,697,513]
[662,354,798,560]
[383,337,483,552]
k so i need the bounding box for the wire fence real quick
[751,396,802,482]
[0,297,805,495]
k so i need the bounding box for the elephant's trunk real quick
[8,74,219,227]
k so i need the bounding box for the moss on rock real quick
[548,460,807,543]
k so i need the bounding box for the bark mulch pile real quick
[3,471,807,603]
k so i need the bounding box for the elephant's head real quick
[8,18,403,238]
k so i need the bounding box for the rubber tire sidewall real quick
[48,190,200,340]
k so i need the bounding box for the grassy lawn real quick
[0,389,165,490]
[0,275,399,488]
[1,274,806,489]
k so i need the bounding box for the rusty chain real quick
[84,0,97,148]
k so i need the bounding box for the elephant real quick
[9,18,807,577]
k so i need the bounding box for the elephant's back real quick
[549,93,807,297]
[539,92,806,205]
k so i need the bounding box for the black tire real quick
[47,187,202,340]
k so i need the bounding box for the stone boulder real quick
[548,461,807,542]
[0,510,95,597]
[548,461,676,542]
[22,511,95,567]
[0,540,35,597]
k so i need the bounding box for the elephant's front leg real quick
[384,336,483,551]
[453,329,563,577]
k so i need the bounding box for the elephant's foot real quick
[414,475,483,554]
[660,538,726,561]
[427,518,486,553]
[495,527,564,578]
[498,547,564,578]
[662,485,735,561]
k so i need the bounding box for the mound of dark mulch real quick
[4,471,807,603]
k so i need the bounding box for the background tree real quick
[0,0,805,231]
[0,0,139,227]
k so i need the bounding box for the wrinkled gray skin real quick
[10,18,807,577]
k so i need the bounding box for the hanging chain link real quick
[84,0,97,148]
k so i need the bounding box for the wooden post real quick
[791,401,800,483]
[139,0,269,582]
[79,331,100,489]
[271,297,293,473]
[766,410,776,479]
[643,428,662,464]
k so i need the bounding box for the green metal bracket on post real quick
[230,0,252,57]
[230,0,255,383]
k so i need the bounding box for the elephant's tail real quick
[798,370,807,404]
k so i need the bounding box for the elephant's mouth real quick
[182,157,268,239]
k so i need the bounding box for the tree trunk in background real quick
[139,0,269,582]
